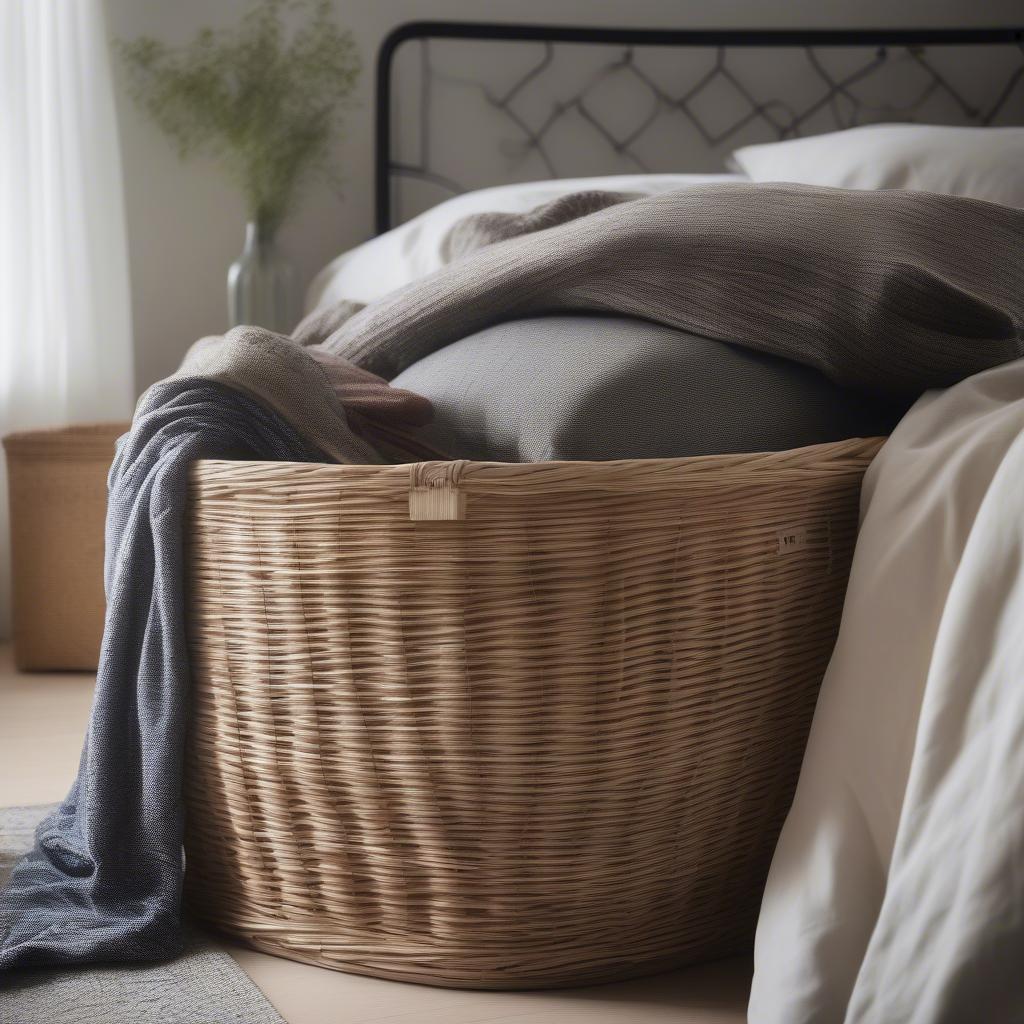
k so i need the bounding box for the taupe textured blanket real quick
[306,182,1024,398]
[176,324,440,463]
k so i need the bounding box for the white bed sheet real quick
[750,358,1024,1023]
[305,173,746,311]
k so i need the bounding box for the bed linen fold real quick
[749,357,1024,1023]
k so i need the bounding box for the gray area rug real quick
[0,805,285,1024]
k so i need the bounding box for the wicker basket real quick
[183,438,880,989]
[4,422,128,670]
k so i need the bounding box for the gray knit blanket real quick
[1,182,1021,971]
[0,806,285,1024]
[317,182,1024,396]
[0,340,434,971]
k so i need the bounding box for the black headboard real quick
[374,22,1023,233]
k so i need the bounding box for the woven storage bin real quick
[183,437,881,989]
[4,423,127,671]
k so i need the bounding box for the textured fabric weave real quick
[0,806,284,1024]
[322,182,1024,397]
[0,326,432,970]
[0,382,326,969]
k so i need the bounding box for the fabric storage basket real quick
[4,422,127,671]
[183,437,881,989]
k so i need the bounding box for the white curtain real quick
[0,0,134,636]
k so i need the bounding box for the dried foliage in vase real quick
[117,0,361,238]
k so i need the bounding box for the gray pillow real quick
[391,315,905,462]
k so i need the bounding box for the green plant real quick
[117,0,360,238]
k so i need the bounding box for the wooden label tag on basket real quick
[409,485,466,521]
[777,526,809,555]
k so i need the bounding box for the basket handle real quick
[409,461,468,521]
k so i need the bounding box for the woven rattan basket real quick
[183,438,880,989]
[4,422,128,670]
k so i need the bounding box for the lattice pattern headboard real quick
[375,22,1023,232]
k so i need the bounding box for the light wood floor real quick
[0,644,751,1023]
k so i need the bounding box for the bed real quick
[373,23,1023,230]
[304,22,1023,468]
[308,24,1024,294]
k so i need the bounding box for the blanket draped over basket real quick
[1,182,1022,970]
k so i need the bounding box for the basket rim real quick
[188,436,884,496]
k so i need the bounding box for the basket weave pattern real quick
[184,439,880,988]
[4,422,127,670]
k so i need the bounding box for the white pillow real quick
[305,172,746,311]
[730,124,1024,208]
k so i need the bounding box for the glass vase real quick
[227,220,296,333]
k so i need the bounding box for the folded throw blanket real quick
[0,329,435,969]
[2,181,1021,970]
[314,182,1024,397]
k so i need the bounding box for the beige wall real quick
[105,0,1022,393]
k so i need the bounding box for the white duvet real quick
[750,358,1024,1023]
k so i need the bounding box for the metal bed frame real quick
[374,21,1023,233]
